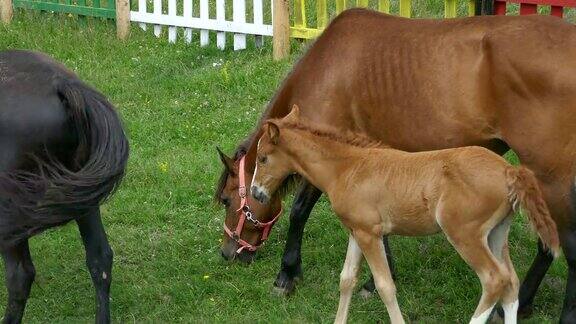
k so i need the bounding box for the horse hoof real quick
[273,276,298,296]
[359,288,374,299]
[272,285,294,296]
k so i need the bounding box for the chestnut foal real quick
[250,107,560,324]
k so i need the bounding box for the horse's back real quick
[286,9,576,152]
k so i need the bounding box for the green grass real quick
[0,6,570,323]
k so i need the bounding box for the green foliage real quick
[0,8,567,323]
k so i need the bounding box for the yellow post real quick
[468,0,476,16]
[0,0,12,24]
[399,0,411,17]
[378,0,390,13]
[294,0,306,28]
[317,0,327,28]
[335,0,345,14]
[357,0,368,7]
[444,0,456,18]
[116,0,130,40]
[273,0,290,60]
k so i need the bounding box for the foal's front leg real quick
[360,236,395,298]
[1,240,35,324]
[334,235,363,324]
[354,231,404,324]
[77,208,113,324]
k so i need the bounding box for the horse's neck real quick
[284,131,359,193]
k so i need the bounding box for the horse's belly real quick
[382,208,441,236]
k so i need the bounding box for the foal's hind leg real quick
[334,235,363,324]
[488,216,519,323]
[2,240,35,324]
[443,226,510,323]
[77,208,113,324]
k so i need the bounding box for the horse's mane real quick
[214,73,297,203]
[279,120,388,150]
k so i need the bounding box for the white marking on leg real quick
[102,272,108,280]
[502,299,518,324]
[335,235,363,324]
[469,304,495,324]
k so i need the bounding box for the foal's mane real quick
[279,120,388,150]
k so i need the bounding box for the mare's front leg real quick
[1,240,35,324]
[274,181,321,295]
[77,208,113,324]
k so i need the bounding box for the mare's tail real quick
[0,78,129,248]
[506,166,561,257]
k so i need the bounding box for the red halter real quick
[223,155,282,254]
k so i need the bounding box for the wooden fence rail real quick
[289,0,476,40]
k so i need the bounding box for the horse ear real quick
[285,104,301,122]
[216,147,236,176]
[267,122,280,145]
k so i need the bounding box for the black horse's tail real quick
[0,78,129,248]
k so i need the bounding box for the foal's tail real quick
[506,166,561,258]
[0,78,129,248]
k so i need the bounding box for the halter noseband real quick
[223,155,282,254]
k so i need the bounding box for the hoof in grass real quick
[272,284,295,297]
[359,288,374,299]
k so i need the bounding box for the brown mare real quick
[215,9,576,321]
[250,107,560,323]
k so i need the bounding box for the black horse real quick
[0,50,129,323]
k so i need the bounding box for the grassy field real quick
[0,4,572,323]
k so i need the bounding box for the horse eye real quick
[258,155,267,164]
[221,197,230,207]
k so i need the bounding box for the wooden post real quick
[273,0,289,60]
[1,0,13,24]
[116,0,130,40]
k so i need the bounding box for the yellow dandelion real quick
[203,275,210,280]
[158,162,169,173]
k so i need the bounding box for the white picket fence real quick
[130,0,273,50]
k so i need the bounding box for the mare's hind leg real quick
[561,228,576,323]
[77,208,113,324]
[334,235,363,324]
[515,240,553,318]
[354,230,404,324]
[2,240,35,324]
[274,181,321,295]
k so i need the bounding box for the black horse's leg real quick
[516,240,554,318]
[274,181,321,295]
[77,208,113,324]
[561,227,576,323]
[2,240,35,324]
[359,236,395,297]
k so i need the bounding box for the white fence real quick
[130,0,273,50]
